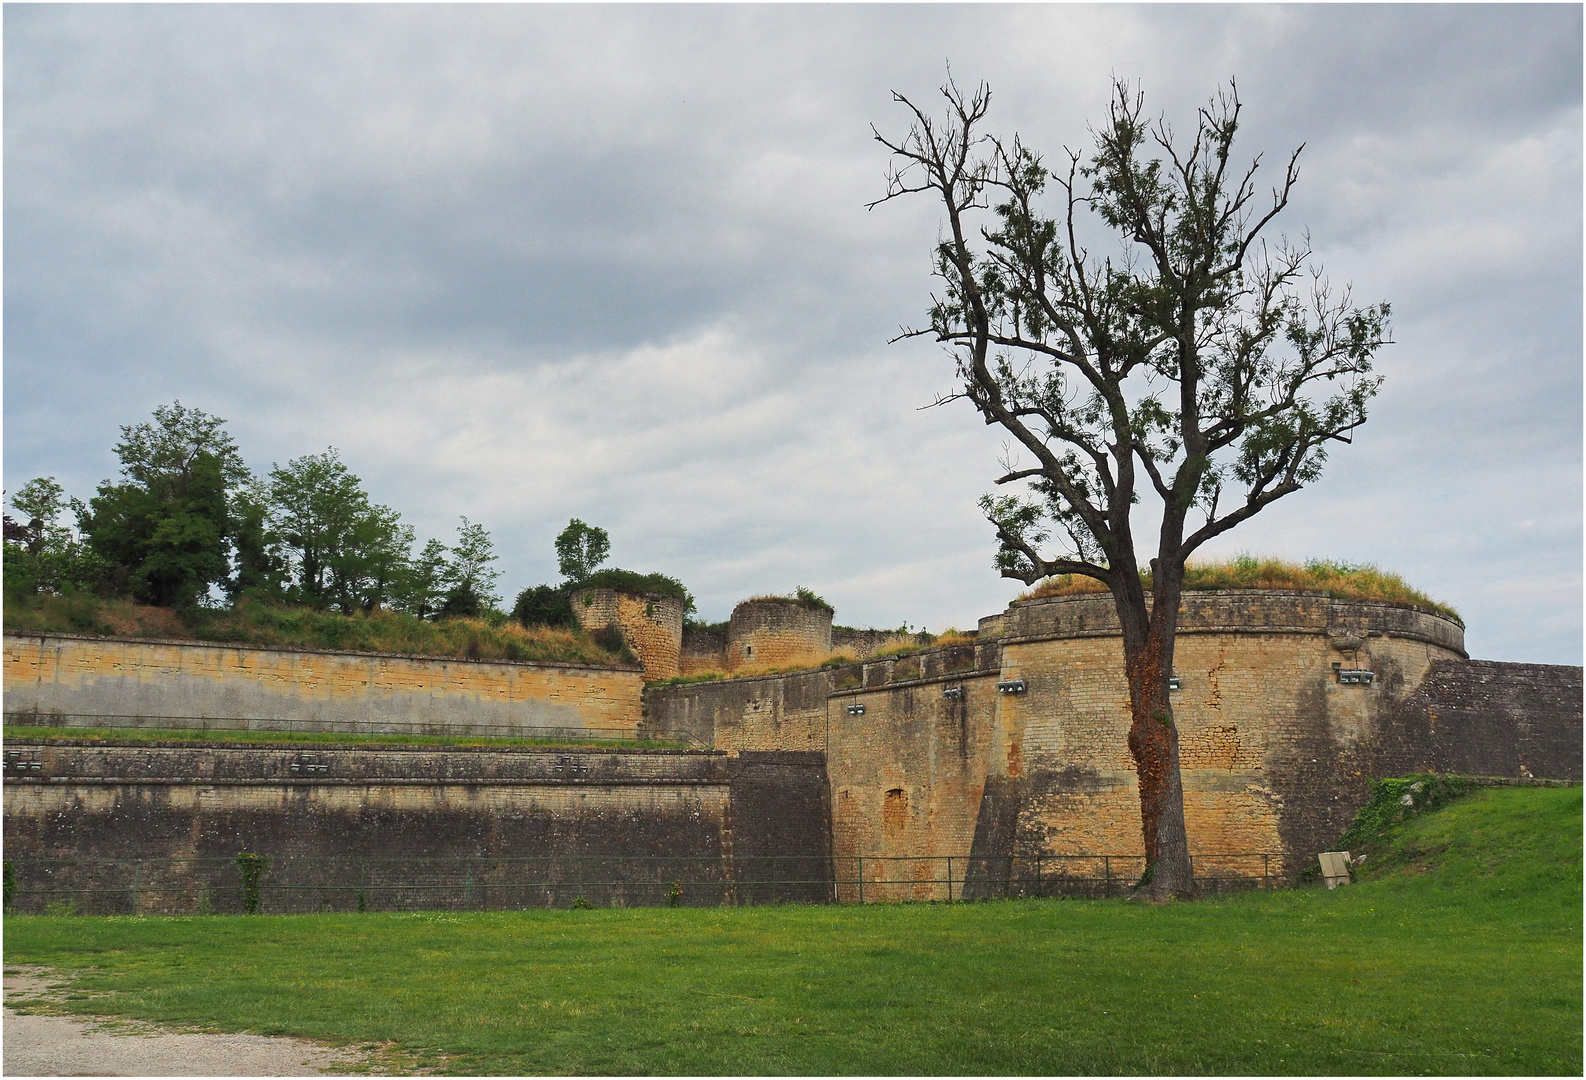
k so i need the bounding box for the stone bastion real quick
[726,597,833,669]
[570,587,685,681]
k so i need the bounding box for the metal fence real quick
[2,711,699,746]
[2,852,1284,915]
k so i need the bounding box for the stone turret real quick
[570,588,684,680]
[727,597,833,669]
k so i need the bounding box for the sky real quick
[4,4,1581,664]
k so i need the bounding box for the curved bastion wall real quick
[726,599,833,669]
[976,590,1470,888]
[570,588,685,681]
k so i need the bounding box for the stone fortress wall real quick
[4,587,1580,905]
[725,598,832,669]
[646,590,1582,896]
[570,588,685,681]
[3,632,644,738]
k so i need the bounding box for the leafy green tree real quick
[393,538,450,619]
[4,477,108,598]
[80,452,230,607]
[268,449,413,614]
[437,517,501,618]
[555,518,610,582]
[513,584,574,628]
[75,403,253,607]
[224,479,289,603]
[875,78,1389,898]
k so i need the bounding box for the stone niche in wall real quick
[570,588,685,680]
[727,598,833,670]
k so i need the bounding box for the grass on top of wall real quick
[3,593,632,667]
[1,725,683,751]
[3,786,1578,1076]
[1019,555,1461,623]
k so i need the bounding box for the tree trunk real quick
[1117,589,1195,900]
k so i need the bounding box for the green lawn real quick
[5,786,1579,1075]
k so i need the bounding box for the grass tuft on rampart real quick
[1019,554,1461,623]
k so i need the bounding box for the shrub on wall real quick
[579,569,695,616]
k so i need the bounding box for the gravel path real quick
[2,970,368,1077]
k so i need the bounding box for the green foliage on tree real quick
[80,451,232,608]
[3,477,109,600]
[267,449,414,615]
[513,583,575,629]
[555,518,610,583]
[437,517,501,618]
[70,403,255,608]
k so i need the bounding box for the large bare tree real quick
[873,78,1390,899]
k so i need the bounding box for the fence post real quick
[1035,854,1042,898]
[1262,853,1270,891]
[946,856,953,904]
[857,856,864,905]
[129,860,141,915]
[1104,856,1111,899]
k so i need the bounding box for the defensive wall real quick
[570,588,684,681]
[1,743,831,912]
[4,590,1580,905]
[3,632,644,738]
[725,598,832,669]
[646,590,1582,897]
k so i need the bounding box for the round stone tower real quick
[726,597,833,669]
[570,588,684,680]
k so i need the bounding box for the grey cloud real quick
[5,4,1579,661]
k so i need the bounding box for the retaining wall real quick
[1,743,831,911]
[3,632,644,738]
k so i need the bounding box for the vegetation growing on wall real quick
[1020,555,1460,623]
[3,593,633,666]
[739,588,834,614]
[516,519,696,630]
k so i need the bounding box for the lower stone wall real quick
[1,743,832,912]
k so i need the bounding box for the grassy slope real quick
[4,786,1579,1075]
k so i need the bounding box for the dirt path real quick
[2,970,372,1077]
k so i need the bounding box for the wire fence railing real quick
[2,711,700,747]
[1,852,1284,915]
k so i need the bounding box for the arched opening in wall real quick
[883,788,908,838]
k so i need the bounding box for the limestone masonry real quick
[4,587,1580,906]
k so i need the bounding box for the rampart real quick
[3,632,644,738]
[1,742,831,912]
[649,591,1578,894]
[5,590,1579,906]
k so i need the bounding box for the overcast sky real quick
[5,4,1581,663]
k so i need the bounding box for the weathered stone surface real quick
[4,632,642,738]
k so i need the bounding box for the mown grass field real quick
[4,786,1579,1075]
